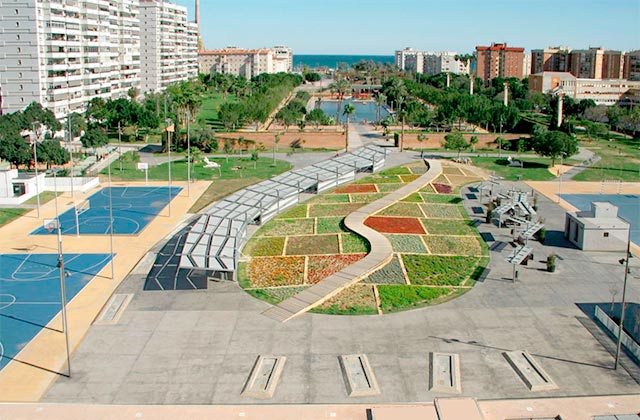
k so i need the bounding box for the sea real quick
[293,54,394,70]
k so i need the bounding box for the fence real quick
[594,305,640,361]
[43,177,100,193]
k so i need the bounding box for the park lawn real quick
[470,157,558,181]
[102,156,291,182]
[197,92,237,127]
[0,191,62,227]
[573,134,640,182]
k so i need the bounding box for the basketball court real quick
[31,186,182,236]
[0,253,112,371]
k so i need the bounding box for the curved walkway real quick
[262,159,443,322]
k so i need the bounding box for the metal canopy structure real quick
[178,145,387,274]
[505,245,533,266]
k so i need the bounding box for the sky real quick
[174,0,640,54]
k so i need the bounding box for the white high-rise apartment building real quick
[139,0,198,93]
[0,0,140,119]
[198,46,293,78]
[395,48,469,75]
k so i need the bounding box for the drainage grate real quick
[339,354,380,397]
[95,294,133,325]
[241,355,286,399]
[503,350,558,392]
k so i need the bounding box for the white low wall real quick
[595,306,640,361]
[43,177,100,193]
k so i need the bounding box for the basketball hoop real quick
[76,200,91,215]
[43,218,59,233]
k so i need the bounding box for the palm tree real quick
[272,132,282,165]
[343,103,356,152]
[329,78,351,124]
[375,93,387,124]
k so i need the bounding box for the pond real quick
[317,98,390,124]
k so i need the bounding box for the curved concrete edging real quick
[262,159,443,322]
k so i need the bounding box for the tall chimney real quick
[557,94,564,128]
[503,82,509,107]
[195,0,200,29]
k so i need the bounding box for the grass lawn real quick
[197,92,237,129]
[0,191,62,227]
[100,157,291,213]
[573,133,640,182]
[471,156,558,181]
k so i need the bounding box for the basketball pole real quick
[107,162,115,280]
[53,170,71,378]
[166,119,173,217]
[68,115,74,198]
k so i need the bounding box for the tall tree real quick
[0,134,32,168]
[443,132,469,158]
[329,78,351,123]
[343,103,356,152]
[37,139,69,169]
[532,130,579,166]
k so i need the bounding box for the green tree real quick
[532,130,579,166]
[0,134,32,168]
[469,135,479,152]
[306,108,329,129]
[443,132,469,158]
[81,125,109,149]
[417,133,427,157]
[219,102,245,130]
[37,139,69,169]
[329,78,351,123]
[375,93,387,123]
[67,113,86,139]
[343,103,356,152]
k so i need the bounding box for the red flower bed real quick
[365,216,425,234]
[334,184,378,194]
[307,253,367,284]
[433,183,453,194]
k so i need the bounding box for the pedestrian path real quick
[262,159,443,322]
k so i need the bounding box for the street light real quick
[46,168,71,377]
[31,123,41,218]
[185,110,191,197]
[165,118,173,217]
[106,158,115,279]
[614,227,632,370]
[67,115,74,197]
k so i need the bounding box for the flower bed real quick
[316,216,347,234]
[365,255,407,284]
[377,183,406,192]
[378,285,453,313]
[307,253,366,284]
[409,166,429,174]
[400,174,421,183]
[421,193,462,204]
[286,234,340,255]
[433,183,453,194]
[378,202,424,217]
[365,216,426,234]
[401,255,480,286]
[246,286,309,304]
[313,194,350,203]
[401,193,423,203]
[443,166,464,175]
[447,174,481,187]
[313,284,378,315]
[420,203,465,219]
[256,218,315,237]
[423,235,483,256]
[276,205,307,219]
[248,256,305,287]
[422,219,476,235]
[420,184,436,193]
[387,235,427,253]
[433,175,451,185]
[309,203,362,217]
[357,175,401,184]
[379,166,412,175]
[334,184,378,194]
[341,233,370,253]
[350,193,386,203]
[244,236,285,256]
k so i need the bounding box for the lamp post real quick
[49,168,71,377]
[614,227,632,370]
[31,123,41,218]
[186,110,191,197]
[67,116,74,197]
[118,121,123,172]
[165,118,173,217]
[107,159,115,279]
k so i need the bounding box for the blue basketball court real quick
[31,186,182,236]
[0,253,112,371]
[560,194,640,245]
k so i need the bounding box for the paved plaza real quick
[41,161,640,405]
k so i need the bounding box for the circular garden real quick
[237,161,489,314]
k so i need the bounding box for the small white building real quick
[564,202,630,251]
[0,169,45,205]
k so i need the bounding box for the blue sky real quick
[174,0,640,54]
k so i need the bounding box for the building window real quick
[17,47,21,53]
[16,21,20,27]
[14,9,18,14]
[16,34,21,40]
[603,232,609,237]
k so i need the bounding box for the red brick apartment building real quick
[475,42,525,83]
